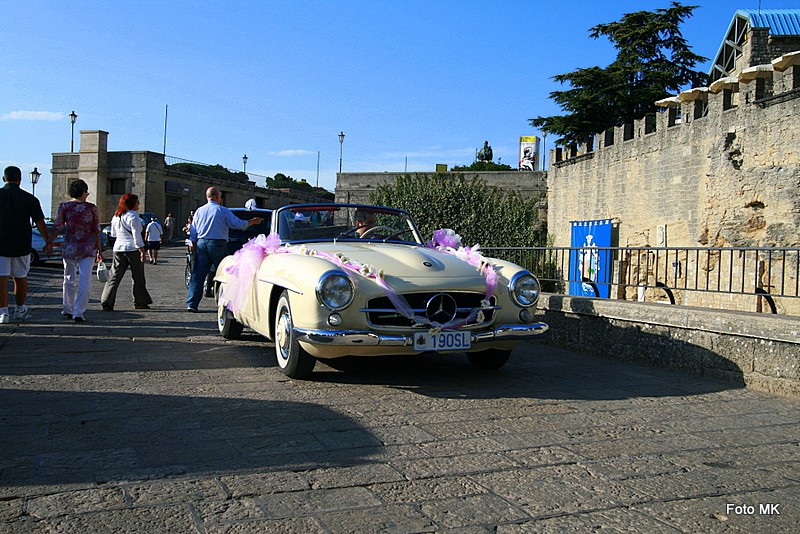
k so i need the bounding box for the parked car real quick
[139,212,159,227]
[30,223,64,265]
[213,203,549,379]
[99,226,110,250]
[101,223,114,248]
[227,208,272,255]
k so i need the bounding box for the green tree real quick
[530,2,707,145]
[266,173,334,200]
[169,163,249,184]
[369,173,545,247]
[451,161,514,172]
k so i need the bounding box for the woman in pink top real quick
[54,179,103,322]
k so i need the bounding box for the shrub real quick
[369,173,545,247]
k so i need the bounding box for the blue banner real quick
[569,219,612,298]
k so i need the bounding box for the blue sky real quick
[1,1,793,214]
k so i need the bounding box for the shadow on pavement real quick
[0,333,275,375]
[0,389,377,488]
[312,339,737,402]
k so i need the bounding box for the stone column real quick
[78,130,110,220]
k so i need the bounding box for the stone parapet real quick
[537,294,800,397]
[335,171,547,205]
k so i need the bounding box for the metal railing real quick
[164,155,271,183]
[483,246,800,315]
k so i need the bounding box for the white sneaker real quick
[13,306,28,320]
[0,313,9,324]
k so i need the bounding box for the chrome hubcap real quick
[276,308,290,359]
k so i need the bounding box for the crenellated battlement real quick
[547,50,800,254]
[551,50,799,166]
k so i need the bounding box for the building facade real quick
[51,130,325,226]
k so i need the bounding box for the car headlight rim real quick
[509,271,540,308]
[316,271,354,311]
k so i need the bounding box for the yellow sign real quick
[435,164,448,173]
[519,136,539,171]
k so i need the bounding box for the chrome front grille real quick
[364,292,496,328]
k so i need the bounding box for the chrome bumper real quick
[294,322,549,347]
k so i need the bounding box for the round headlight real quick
[509,272,540,307]
[316,271,354,311]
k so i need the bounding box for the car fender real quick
[218,251,359,339]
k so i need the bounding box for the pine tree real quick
[530,2,707,146]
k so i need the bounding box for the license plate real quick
[413,330,471,352]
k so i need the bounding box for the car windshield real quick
[276,205,423,245]
[32,224,55,236]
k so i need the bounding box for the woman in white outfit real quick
[100,194,152,311]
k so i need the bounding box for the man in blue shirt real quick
[187,187,262,312]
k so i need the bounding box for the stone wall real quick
[335,171,548,232]
[537,294,800,397]
[546,66,799,251]
[335,170,547,206]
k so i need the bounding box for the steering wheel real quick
[360,225,395,238]
[382,229,413,242]
[336,227,358,238]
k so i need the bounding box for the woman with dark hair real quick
[53,179,103,322]
[100,193,152,311]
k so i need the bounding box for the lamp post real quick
[541,131,547,171]
[69,111,78,152]
[338,131,345,173]
[30,167,41,197]
[242,154,248,173]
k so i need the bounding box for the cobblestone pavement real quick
[1,246,798,533]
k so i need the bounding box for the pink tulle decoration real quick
[224,232,286,313]
[427,228,463,249]
[427,230,498,299]
[483,264,498,298]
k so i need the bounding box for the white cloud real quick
[269,149,317,157]
[0,111,64,121]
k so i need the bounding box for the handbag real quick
[96,261,110,283]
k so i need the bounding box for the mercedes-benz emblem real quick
[425,293,457,324]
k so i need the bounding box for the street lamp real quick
[69,111,78,152]
[30,167,41,197]
[338,131,345,173]
[242,154,248,173]
[541,131,547,171]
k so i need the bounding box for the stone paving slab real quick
[1,246,798,532]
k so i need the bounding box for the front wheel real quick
[274,290,316,379]
[467,348,511,370]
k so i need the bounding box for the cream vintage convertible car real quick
[214,203,548,378]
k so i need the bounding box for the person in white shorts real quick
[145,219,163,264]
[0,166,52,323]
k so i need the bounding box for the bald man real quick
[186,187,262,312]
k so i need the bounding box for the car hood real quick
[307,242,489,280]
